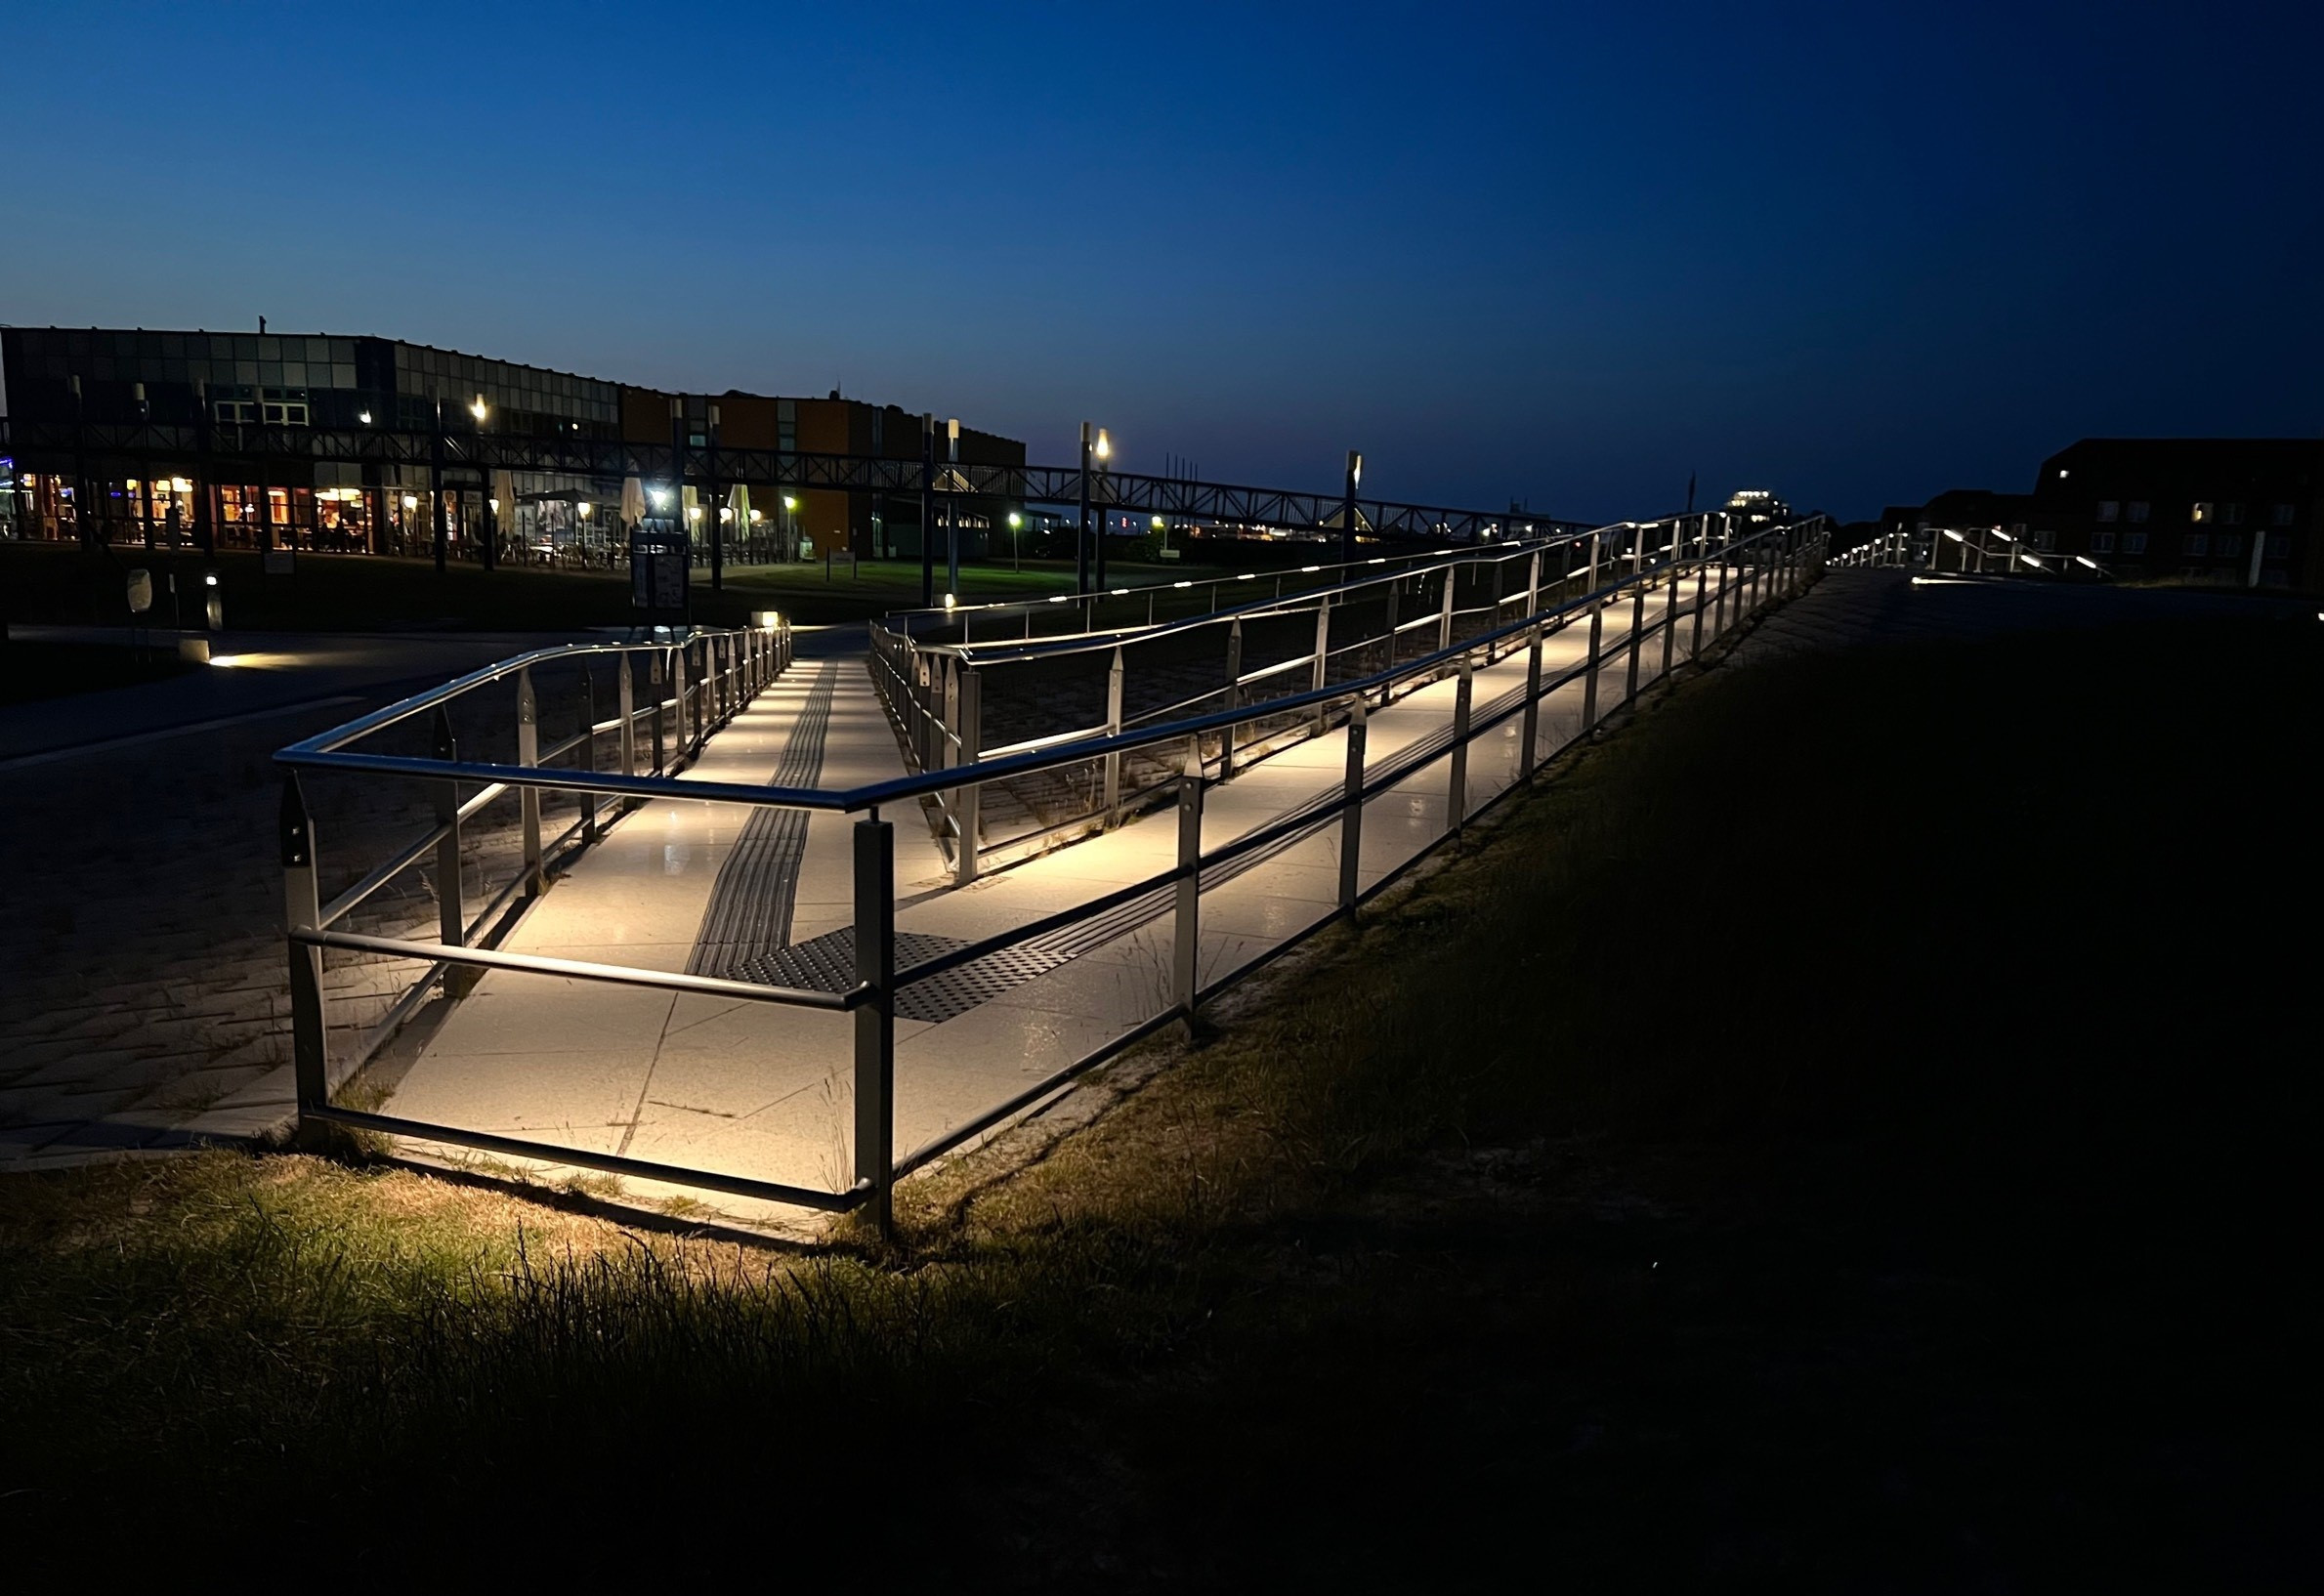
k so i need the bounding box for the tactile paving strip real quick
[685,664,838,977]
[732,930,1076,1024]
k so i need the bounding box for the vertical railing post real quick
[281,774,327,1116]
[954,666,982,887]
[1338,696,1366,917]
[1625,570,1646,708]
[1586,528,1602,598]
[1437,565,1456,651]
[1380,578,1401,698]
[1221,617,1244,780]
[617,651,637,786]
[1521,626,1543,778]
[1583,599,1604,732]
[1173,748,1205,1030]
[517,666,543,898]
[651,649,667,775]
[1449,652,1472,834]
[1312,597,1332,733]
[577,669,601,845]
[1713,540,1731,638]
[1660,535,1679,685]
[853,814,896,1236]
[1525,549,1542,618]
[1691,525,1711,658]
[1104,645,1125,822]
[432,706,463,949]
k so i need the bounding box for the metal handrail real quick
[881,537,1555,643]
[277,513,1827,1226]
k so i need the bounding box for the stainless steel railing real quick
[878,537,1570,644]
[275,517,1825,1227]
[277,618,791,1089]
[866,515,1760,883]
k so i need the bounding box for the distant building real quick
[1725,488,1790,526]
[0,325,1023,564]
[1902,439,2321,588]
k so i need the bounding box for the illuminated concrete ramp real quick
[372,575,1711,1215]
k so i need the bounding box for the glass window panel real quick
[331,363,356,389]
[236,360,260,385]
[281,362,307,387]
[307,338,329,363]
[259,337,280,360]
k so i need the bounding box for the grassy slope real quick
[2,609,2315,1586]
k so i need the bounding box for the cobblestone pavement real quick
[0,636,556,1169]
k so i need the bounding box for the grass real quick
[0,539,1234,633]
[2,607,2315,1586]
[0,638,200,703]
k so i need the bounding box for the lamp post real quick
[945,417,961,601]
[470,395,495,571]
[1342,449,1363,566]
[1077,423,1113,594]
[576,498,593,567]
[783,495,798,564]
[705,401,723,592]
[1008,510,1023,571]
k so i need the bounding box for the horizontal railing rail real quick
[865,514,1734,881]
[277,510,1827,1226]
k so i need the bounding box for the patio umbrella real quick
[728,483,751,549]
[620,476,646,527]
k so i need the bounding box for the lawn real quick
[0,540,1237,633]
[2,608,2313,1586]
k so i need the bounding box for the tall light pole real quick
[1008,510,1023,571]
[471,395,495,571]
[1092,426,1113,591]
[945,417,961,601]
[919,412,936,607]
[1342,449,1363,566]
[1077,421,1094,595]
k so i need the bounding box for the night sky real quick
[6,2,2318,521]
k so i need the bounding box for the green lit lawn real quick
[0,540,1236,633]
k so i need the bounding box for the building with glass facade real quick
[0,326,1023,567]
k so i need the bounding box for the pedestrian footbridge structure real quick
[275,513,1827,1228]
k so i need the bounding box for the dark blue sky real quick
[7,2,2318,520]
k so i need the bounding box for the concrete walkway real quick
[370,573,1733,1211]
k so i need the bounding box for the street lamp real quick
[1008,510,1023,571]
